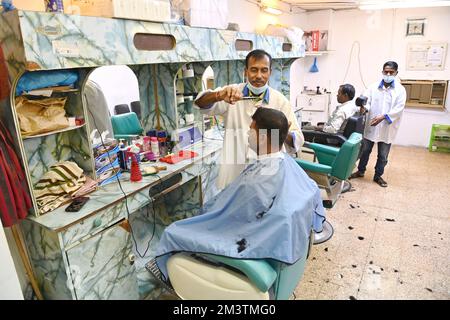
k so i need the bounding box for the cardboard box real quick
[68,0,171,22]
[304,30,328,51]
[11,0,72,12]
[179,0,228,29]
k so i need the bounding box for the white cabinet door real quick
[297,94,329,112]
[301,111,328,125]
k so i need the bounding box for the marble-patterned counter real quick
[22,138,222,300]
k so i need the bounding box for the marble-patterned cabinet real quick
[0,10,305,300]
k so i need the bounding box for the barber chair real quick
[114,103,130,115]
[302,113,365,193]
[146,229,314,300]
[110,112,143,142]
[130,101,142,120]
[302,113,365,147]
[145,157,318,300]
[296,132,363,244]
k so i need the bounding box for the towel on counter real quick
[34,161,86,214]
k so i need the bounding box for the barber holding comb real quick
[195,49,303,190]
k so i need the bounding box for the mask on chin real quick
[247,82,269,95]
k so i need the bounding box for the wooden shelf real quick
[405,102,445,109]
[20,87,79,96]
[22,124,86,140]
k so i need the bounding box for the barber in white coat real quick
[195,49,303,190]
[350,61,406,187]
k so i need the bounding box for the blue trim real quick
[378,80,395,89]
[384,114,393,124]
[243,85,250,97]
[243,84,270,104]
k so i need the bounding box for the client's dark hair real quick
[251,107,289,148]
[246,49,273,68]
[340,84,355,100]
[383,61,398,71]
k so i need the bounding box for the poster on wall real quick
[406,42,447,70]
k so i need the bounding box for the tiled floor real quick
[295,145,450,300]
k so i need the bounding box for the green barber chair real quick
[110,112,143,142]
[296,132,363,244]
[146,229,314,300]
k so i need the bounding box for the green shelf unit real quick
[429,124,450,153]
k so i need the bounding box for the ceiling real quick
[280,0,450,11]
[280,0,358,10]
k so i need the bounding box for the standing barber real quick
[195,49,303,190]
[350,61,406,187]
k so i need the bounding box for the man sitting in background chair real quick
[303,84,358,134]
[154,108,326,293]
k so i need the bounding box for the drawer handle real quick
[128,254,136,265]
[93,218,102,228]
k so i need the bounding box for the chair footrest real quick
[201,254,278,293]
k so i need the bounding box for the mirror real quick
[83,65,141,185]
[84,65,140,139]
[175,63,201,129]
[201,66,220,132]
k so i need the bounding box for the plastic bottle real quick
[143,136,151,152]
[44,0,64,12]
[157,131,168,156]
[1,1,15,12]
[150,137,160,157]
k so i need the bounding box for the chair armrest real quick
[202,254,277,293]
[305,142,339,156]
[302,130,347,146]
[303,143,339,167]
[296,159,332,175]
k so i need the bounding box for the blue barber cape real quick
[155,152,326,279]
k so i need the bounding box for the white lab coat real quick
[195,83,304,190]
[363,79,406,144]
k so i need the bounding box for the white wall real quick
[0,227,24,300]
[294,7,450,147]
[227,0,306,33]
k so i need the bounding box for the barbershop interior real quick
[0,0,449,301]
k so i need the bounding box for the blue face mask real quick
[383,75,395,83]
[247,82,269,95]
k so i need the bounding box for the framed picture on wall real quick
[406,18,425,36]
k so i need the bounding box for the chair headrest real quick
[111,112,143,135]
[343,113,365,138]
[114,104,130,115]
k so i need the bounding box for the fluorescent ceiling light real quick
[263,6,283,15]
[359,0,450,10]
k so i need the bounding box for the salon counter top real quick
[26,138,223,233]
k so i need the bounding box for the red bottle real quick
[129,153,142,182]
